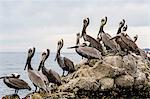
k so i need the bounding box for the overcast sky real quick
[0,0,149,52]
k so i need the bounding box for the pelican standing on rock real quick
[132,35,147,59]
[110,20,140,55]
[0,73,31,94]
[121,24,133,41]
[110,19,130,53]
[55,39,75,76]
[38,49,61,86]
[24,47,49,92]
[97,16,120,53]
[117,19,125,34]
[68,33,103,64]
[81,18,105,55]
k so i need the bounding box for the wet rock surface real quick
[6,53,150,99]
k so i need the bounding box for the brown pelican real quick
[97,16,120,53]
[122,24,128,32]
[68,33,103,63]
[110,20,140,55]
[110,20,131,53]
[0,73,31,94]
[55,39,75,76]
[133,34,138,42]
[117,19,125,34]
[81,18,105,55]
[133,35,147,59]
[38,49,61,86]
[121,24,133,41]
[24,47,49,92]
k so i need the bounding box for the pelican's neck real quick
[117,27,122,34]
[133,37,137,42]
[27,59,33,70]
[82,24,87,37]
[99,25,104,33]
[76,37,80,46]
[56,49,61,60]
[28,64,33,70]
[3,77,8,84]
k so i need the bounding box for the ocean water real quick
[0,52,81,98]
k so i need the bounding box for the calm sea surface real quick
[0,52,81,98]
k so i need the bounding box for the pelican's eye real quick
[77,33,80,36]
[101,19,105,22]
[120,22,122,25]
[58,41,60,45]
[42,52,46,56]
[28,49,32,53]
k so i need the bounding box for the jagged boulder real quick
[60,77,100,92]
[99,77,114,90]
[134,70,147,86]
[123,54,137,77]
[24,53,150,99]
[92,61,125,79]
[2,94,20,99]
[115,74,134,88]
[104,55,123,68]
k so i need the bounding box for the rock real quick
[146,82,150,87]
[73,67,95,79]
[46,92,75,99]
[2,94,20,99]
[139,48,148,60]
[31,93,43,99]
[23,53,150,98]
[61,72,75,83]
[99,77,114,90]
[92,61,125,79]
[123,54,137,77]
[60,77,100,92]
[136,57,150,72]
[74,63,89,70]
[89,59,99,66]
[134,70,147,86]
[115,75,134,88]
[104,55,123,68]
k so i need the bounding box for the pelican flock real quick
[1,17,149,97]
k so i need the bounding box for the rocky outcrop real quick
[22,53,150,99]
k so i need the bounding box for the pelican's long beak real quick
[0,75,11,79]
[67,45,78,49]
[80,33,83,38]
[24,61,28,70]
[54,53,58,61]
[24,57,29,70]
[110,35,120,40]
[55,42,60,61]
[38,61,43,71]
[110,37,116,40]
[0,76,5,79]
[55,49,58,61]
